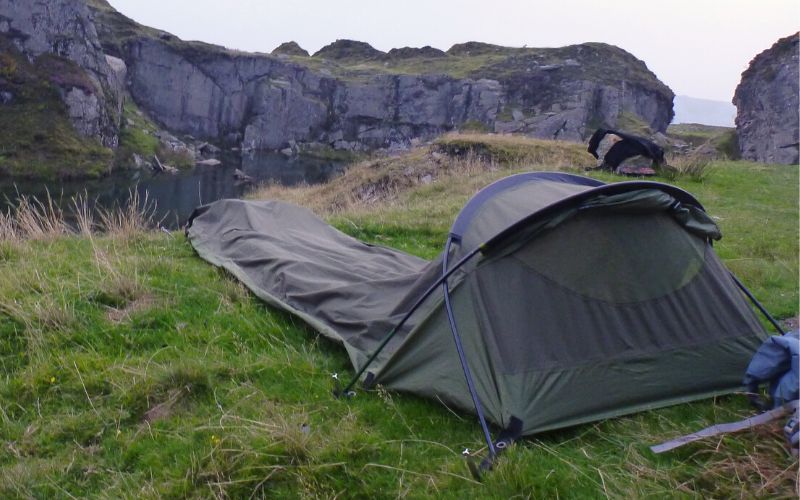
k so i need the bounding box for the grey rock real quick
[198,142,221,155]
[59,2,675,156]
[0,0,122,147]
[233,168,254,182]
[196,158,222,166]
[651,132,669,146]
[63,87,102,139]
[733,33,799,164]
[0,91,12,104]
[132,153,146,168]
[104,54,127,89]
[272,41,309,57]
[151,155,177,174]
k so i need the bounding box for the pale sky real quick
[107,0,798,102]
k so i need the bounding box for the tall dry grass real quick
[0,190,154,359]
[663,153,712,182]
[11,192,70,239]
[97,189,160,237]
[251,133,594,217]
[1,188,157,243]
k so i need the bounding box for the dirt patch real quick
[105,293,155,323]
[781,316,799,331]
[143,388,185,423]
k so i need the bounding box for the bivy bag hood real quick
[187,172,766,436]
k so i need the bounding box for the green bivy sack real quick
[186,172,766,436]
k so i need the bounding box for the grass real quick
[667,124,741,160]
[0,135,797,497]
[115,102,196,170]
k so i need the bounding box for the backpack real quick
[743,330,799,456]
[652,330,799,456]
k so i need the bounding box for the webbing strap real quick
[650,400,799,454]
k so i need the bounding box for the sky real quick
[107,0,798,102]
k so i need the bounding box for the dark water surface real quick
[0,152,346,229]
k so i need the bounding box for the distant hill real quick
[673,95,736,127]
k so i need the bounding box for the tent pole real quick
[336,245,484,398]
[442,237,497,459]
[729,272,786,335]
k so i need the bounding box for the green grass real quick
[0,156,797,497]
[667,124,741,160]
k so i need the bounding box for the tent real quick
[186,172,766,451]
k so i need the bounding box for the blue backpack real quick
[743,330,799,455]
[652,330,799,456]
[743,330,799,409]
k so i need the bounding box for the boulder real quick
[151,155,177,174]
[195,158,222,166]
[197,142,221,155]
[233,168,254,182]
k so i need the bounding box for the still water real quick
[0,152,346,229]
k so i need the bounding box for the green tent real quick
[187,172,766,449]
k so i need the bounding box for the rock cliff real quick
[0,0,122,147]
[0,0,675,177]
[733,33,799,165]
[87,0,673,153]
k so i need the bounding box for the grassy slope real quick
[0,137,797,497]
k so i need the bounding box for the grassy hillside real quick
[0,137,797,497]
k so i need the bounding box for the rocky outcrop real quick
[2,0,674,162]
[0,0,122,147]
[313,39,386,61]
[733,33,799,165]
[95,24,673,152]
[272,41,309,57]
[388,46,446,59]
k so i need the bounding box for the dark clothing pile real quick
[587,128,666,171]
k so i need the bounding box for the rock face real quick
[733,33,799,165]
[97,29,673,152]
[0,0,123,147]
[2,0,674,161]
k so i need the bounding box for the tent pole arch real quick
[442,236,497,458]
[730,273,786,334]
[336,244,485,397]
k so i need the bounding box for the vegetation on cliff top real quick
[0,136,797,497]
